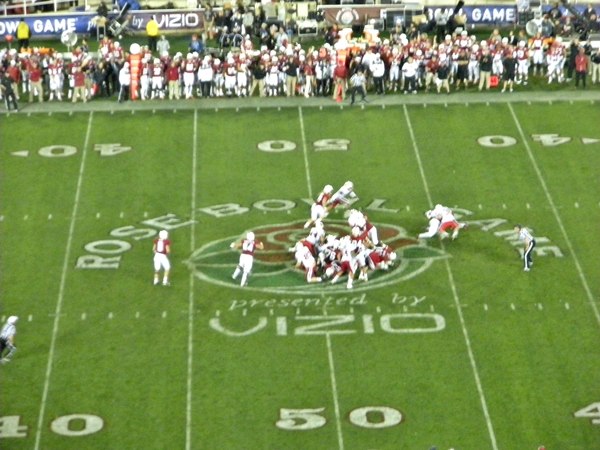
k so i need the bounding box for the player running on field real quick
[153,230,171,286]
[230,231,264,287]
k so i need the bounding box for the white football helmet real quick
[159,230,168,240]
[7,316,18,325]
[246,231,255,241]
[343,180,353,190]
[323,184,333,194]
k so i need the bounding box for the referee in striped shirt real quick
[0,316,18,364]
[514,224,536,271]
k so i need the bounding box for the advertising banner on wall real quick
[0,10,206,38]
[320,4,519,27]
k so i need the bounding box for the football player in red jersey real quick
[153,230,171,286]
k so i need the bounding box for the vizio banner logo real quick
[186,221,448,294]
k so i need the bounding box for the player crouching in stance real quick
[514,224,536,271]
[0,316,18,364]
[230,231,264,287]
[418,204,467,240]
[153,230,171,286]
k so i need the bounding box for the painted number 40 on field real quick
[11,144,131,158]
[574,402,600,425]
[276,406,402,430]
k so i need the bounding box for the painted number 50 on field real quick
[258,139,350,153]
[276,406,402,430]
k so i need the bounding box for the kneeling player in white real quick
[153,230,171,285]
[230,231,264,287]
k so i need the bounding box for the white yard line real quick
[185,109,199,450]
[34,112,94,450]
[403,105,499,450]
[298,106,313,199]
[508,103,600,327]
[324,318,345,450]
[298,106,344,450]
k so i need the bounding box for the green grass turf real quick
[1,101,599,449]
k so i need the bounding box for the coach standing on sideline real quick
[0,316,18,363]
[514,224,536,271]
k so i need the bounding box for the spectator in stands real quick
[243,8,255,38]
[189,33,204,54]
[203,4,216,41]
[97,1,109,17]
[548,2,563,25]
[16,18,30,51]
[583,3,597,20]
[324,25,339,47]
[157,35,170,58]
[146,15,160,53]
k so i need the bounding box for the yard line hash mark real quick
[34,111,94,450]
[298,107,344,450]
[508,103,600,328]
[403,105,498,450]
[185,109,199,450]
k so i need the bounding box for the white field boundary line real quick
[298,106,344,450]
[403,105,499,450]
[185,109,199,450]
[34,112,94,450]
[508,103,600,327]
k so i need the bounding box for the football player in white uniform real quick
[0,316,18,364]
[418,209,442,239]
[230,231,264,287]
[153,230,171,286]
[327,181,358,212]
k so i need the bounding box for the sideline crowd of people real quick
[2,9,600,108]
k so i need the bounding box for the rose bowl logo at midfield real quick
[186,221,448,294]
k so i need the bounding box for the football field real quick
[1,98,600,450]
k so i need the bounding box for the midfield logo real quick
[185,220,448,294]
